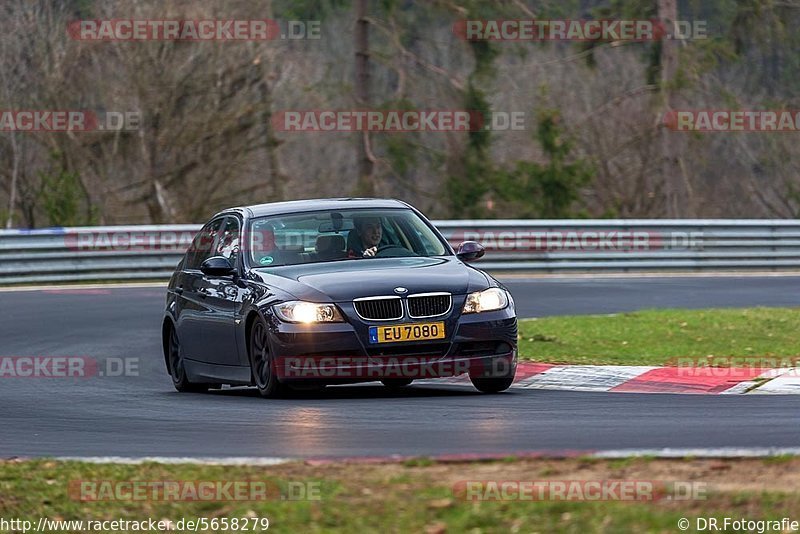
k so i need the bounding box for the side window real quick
[216,217,241,266]
[185,218,224,270]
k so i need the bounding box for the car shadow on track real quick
[187,383,494,400]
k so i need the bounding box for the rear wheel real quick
[167,327,208,393]
[249,316,287,398]
[381,378,413,389]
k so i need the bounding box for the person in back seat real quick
[251,228,302,266]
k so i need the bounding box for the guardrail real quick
[1,220,799,284]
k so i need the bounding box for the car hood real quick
[251,257,490,302]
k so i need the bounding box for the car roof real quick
[217,198,412,219]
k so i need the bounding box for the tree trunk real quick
[140,119,173,224]
[260,78,286,202]
[256,56,286,202]
[658,0,688,217]
[354,0,375,196]
[5,131,20,228]
[256,0,286,202]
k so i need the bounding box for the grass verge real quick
[517,307,800,366]
[1,458,799,533]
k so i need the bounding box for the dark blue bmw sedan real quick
[163,198,517,398]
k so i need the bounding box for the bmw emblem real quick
[394,287,408,294]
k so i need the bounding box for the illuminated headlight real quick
[462,288,509,314]
[273,301,343,323]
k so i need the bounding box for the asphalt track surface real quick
[1,276,799,459]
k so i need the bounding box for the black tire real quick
[249,316,287,398]
[167,327,208,393]
[470,363,516,393]
[381,378,413,388]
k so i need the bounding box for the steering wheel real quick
[373,244,415,258]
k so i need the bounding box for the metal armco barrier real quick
[1,220,799,284]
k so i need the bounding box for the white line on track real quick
[2,271,800,291]
[0,282,166,293]
[591,448,800,458]
[54,456,292,465]
[40,448,800,465]
[497,271,800,280]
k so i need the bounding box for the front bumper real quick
[267,304,518,383]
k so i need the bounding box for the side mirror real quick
[200,256,235,277]
[456,241,485,262]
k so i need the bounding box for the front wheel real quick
[249,316,287,398]
[470,374,514,393]
[470,362,516,393]
[167,327,208,393]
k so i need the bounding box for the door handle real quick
[198,287,209,297]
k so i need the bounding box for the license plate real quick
[369,322,445,343]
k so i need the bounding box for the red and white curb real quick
[748,371,800,394]
[430,362,799,394]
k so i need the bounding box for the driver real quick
[348,216,383,258]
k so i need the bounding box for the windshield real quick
[247,208,450,267]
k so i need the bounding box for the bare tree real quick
[0,1,32,227]
[657,0,692,217]
[354,0,376,196]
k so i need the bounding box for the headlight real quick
[462,288,509,314]
[273,301,343,323]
